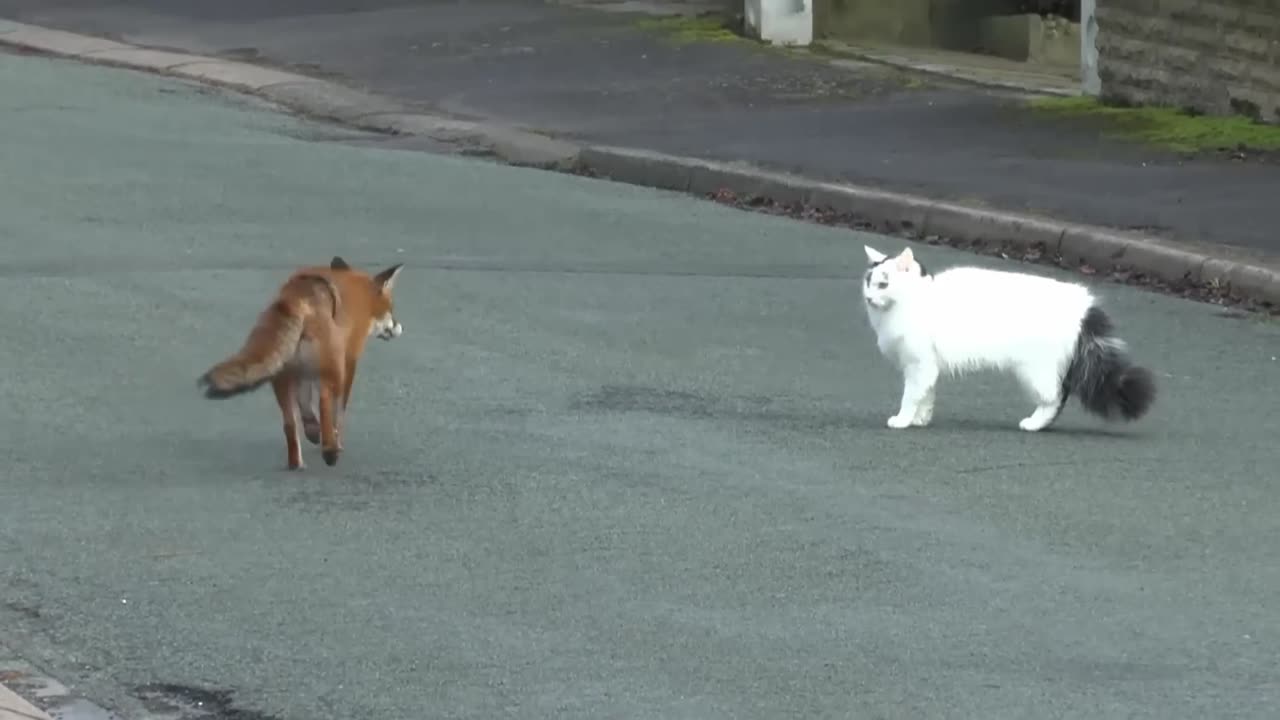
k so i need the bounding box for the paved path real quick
[2,53,1279,720]
[3,0,1280,259]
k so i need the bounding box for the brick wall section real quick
[1097,0,1280,124]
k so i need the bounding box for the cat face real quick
[863,245,927,311]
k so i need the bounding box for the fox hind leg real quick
[272,373,305,470]
[298,379,321,445]
[318,377,343,467]
[316,352,346,467]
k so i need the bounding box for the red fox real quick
[198,256,404,469]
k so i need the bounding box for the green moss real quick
[1027,96,1280,152]
[633,15,745,45]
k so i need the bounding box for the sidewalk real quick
[3,0,1280,297]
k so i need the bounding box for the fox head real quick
[331,255,404,341]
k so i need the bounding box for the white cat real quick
[861,244,1155,432]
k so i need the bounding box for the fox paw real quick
[302,419,321,445]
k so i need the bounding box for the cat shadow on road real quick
[901,415,1150,440]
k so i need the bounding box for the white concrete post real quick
[1081,0,1101,96]
[744,0,813,47]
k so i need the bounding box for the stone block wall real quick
[1097,0,1280,123]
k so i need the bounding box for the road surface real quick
[1,53,1278,720]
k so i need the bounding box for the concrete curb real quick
[0,21,582,171]
[0,682,51,720]
[0,650,121,720]
[2,19,1277,308]
[578,146,1280,306]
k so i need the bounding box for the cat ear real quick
[864,245,888,264]
[895,247,915,272]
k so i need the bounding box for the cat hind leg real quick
[1015,364,1065,432]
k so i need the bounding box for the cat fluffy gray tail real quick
[1062,306,1156,421]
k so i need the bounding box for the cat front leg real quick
[911,383,937,427]
[888,361,938,429]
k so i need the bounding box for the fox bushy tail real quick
[198,300,305,399]
[1064,306,1156,421]
[198,275,339,399]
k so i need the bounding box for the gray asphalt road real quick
[3,0,1280,256]
[2,53,1279,720]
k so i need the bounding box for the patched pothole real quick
[132,684,279,720]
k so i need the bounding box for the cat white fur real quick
[861,244,1155,431]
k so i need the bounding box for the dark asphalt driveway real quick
[3,0,1280,257]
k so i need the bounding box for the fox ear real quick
[374,263,403,293]
[864,245,887,265]
[330,256,351,271]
